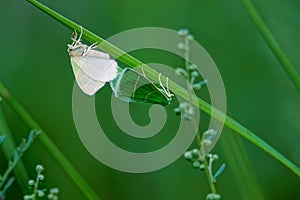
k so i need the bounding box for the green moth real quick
[110,68,173,106]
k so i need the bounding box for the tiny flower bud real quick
[28,179,35,186]
[193,161,200,168]
[38,174,44,181]
[23,195,33,200]
[188,63,197,70]
[35,164,44,172]
[50,188,59,194]
[199,164,205,170]
[191,148,200,157]
[191,71,199,77]
[177,42,185,50]
[37,190,45,197]
[207,193,221,200]
[178,29,189,36]
[202,139,212,146]
[184,151,192,160]
[174,107,181,115]
[187,34,194,40]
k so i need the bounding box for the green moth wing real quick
[110,68,172,106]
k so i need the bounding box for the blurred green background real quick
[1,0,300,199]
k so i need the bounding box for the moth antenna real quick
[159,73,172,98]
[166,77,171,95]
[158,73,163,87]
[141,67,146,77]
[141,68,156,86]
[74,25,83,46]
[158,73,166,91]
[70,29,78,46]
[79,26,83,40]
[72,33,77,39]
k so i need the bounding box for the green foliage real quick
[23,164,59,200]
[0,81,101,199]
[177,29,223,197]
[0,130,40,199]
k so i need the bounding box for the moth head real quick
[67,43,86,57]
[67,26,85,56]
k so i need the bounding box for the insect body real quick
[67,27,118,95]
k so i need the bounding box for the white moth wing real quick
[71,57,105,95]
[86,50,110,59]
[74,50,118,82]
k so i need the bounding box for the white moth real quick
[67,27,118,95]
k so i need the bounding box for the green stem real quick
[0,83,101,200]
[0,131,39,190]
[1,177,15,197]
[0,99,29,192]
[182,34,217,194]
[202,158,217,194]
[32,168,42,200]
[23,0,300,178]
[241,0,300,93]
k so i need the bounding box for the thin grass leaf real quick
[241,0,300,93]
[1,177,15,198]
[0,130,40,190]
[0,82,102,200]
[0,102,29,192]
[219,132,265,199]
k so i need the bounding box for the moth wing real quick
[74,50,118,82]
[110,68,170,105]
[71,57,105,95]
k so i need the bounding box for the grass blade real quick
[0,83,101,200]
[241,0,300,93]
[0,99,29,192]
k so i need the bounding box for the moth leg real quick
[141,67,146,77]
[84,41,99,56]
[158,73,162,86]
[78,26,83,40]
[158,73,166,92]
[166,77,172,97]
[141,68,154,84]
[159,73,172,98]
[70,30,78,45]
[90,41,99,49]
[166,77,173,97]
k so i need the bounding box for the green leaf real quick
[0,135,5,144]
[213,163,226,180]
